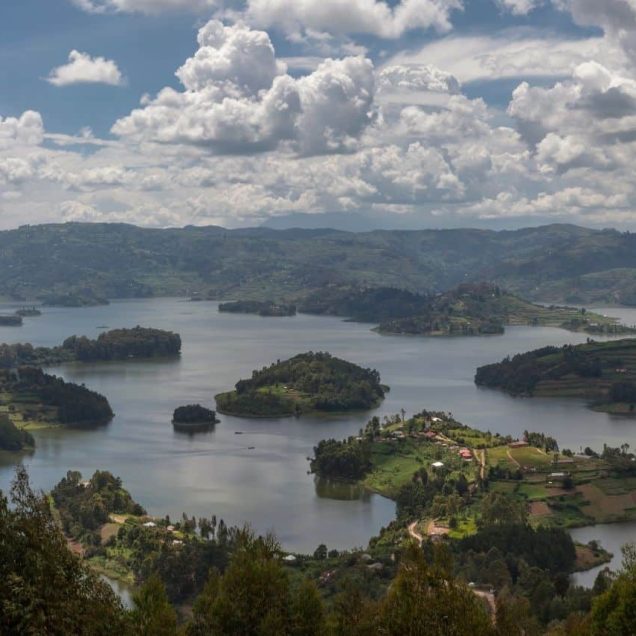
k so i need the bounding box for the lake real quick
[0,298,635,555]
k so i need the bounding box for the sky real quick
[1,0,636,230]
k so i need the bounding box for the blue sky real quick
[0,0,635,230]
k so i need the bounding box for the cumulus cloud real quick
[47,50,124,87]
[244,0,461,39]
[0,111,44,148]
[113,20,375,155]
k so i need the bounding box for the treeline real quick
[219,300,297,316]
[0,326,181,368]
[52,470,145,545]
[310,438,372,480]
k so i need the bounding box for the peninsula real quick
[475,338,636,413]
[218,300,296,317]
[215,352,387,417]
[300,283,634,337]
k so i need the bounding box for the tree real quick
[0,466,129,635]
[376,543,494,635]
[314,544,328,560]
[130,574,177,636]
[479,492,527,527]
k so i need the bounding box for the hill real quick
[215,352,387,417]
[300,283,634,337]
[475,339,636,413]
[3,223,636,305]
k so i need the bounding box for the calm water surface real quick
[0,298,635,554]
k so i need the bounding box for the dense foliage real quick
[219,300,296,316]
[52,470,145,545]
[310,438,372,480]
[216,352,386,417]
[172,404,218,424]
[475,339,636,402]
[2,366,114,427]
[0,468,129,635]
[0,314,22,326]
[0,326,181,368]
[0,413,34,451]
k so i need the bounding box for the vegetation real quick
[5,222,636,306]
[42,292,109,307]
[172,404,218,431]
[475,338,636,413]
[215,352,387,417]
[0,413,34,451]
[0,366,113,430]
[0,326,181,368]
[15,306,42,317]
[219,300,297,317]
[0,314,22,326]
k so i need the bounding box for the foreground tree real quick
[0,467,129,635]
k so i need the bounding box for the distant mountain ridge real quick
[2,222,636,305]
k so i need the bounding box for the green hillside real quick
[3,222,636,304]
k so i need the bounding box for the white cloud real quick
[70,0,218,14]
[113,20,375,155]
[0,111,44,148]
[47,50,124,87]
[387,30,625,83]
[495,0,542,15]
[244,0,461,39]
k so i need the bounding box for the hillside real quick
[475,339,636,413]
[2,223,636,304]
[301,283,634,337]
[215,352,387,417]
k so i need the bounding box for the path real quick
[473,589,497,621]
[476,448,486,480]
[407,521,424,545]
[506,448,521,468]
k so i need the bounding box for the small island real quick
[0,326,181,368]
[0,414,34,451]
[219,300,296,317]
[15,307,42,317]
[299,282,636,337]
[475,338,636,414]
[172,404,219,432]
[0,314,22,327]
[215,352,387,417]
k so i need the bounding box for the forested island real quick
[41,292,110,307]
[475,338,636,413]
[0,326,181,368]
[215,352,387,417]
[0,315,22,327]
[15,307,41,317]
[218,300,296,317]
[172,404,218,432]
[300,283,635,337]
[0,366,113,432]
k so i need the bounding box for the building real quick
[509,440,529,448]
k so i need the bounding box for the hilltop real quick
[475,338,636,413]
[215,352,387,417]
[3,222,636,305]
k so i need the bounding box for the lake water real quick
[1,299,636,555]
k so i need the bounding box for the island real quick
[475,338,636,413]
[0,314,22,326]
[172,404,219,432]
[0,366,114,432]
[0,326,181,368]
[299,283,635,337]
[215,352,387,417]
[0,413,34,451]
[15,307,42,317]
[218,300,296,317]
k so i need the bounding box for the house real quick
[431,461,445,470]
[424,431,437,439]
[459,448,473,460]
[143,521,157,528]
[509,440,529,448]
[283,554,297,563]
